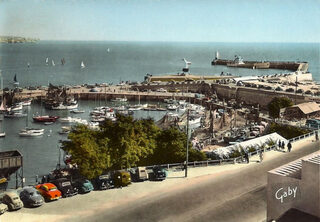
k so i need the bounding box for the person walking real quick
[245,152,249,164]
[281,141,285,151]
[278,140,282,151]
[287,141,292,152]
[316,131,319,141]
[259,149,264,163]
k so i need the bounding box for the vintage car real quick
[35,183,62,202]
[72,179,94,194]
[113,170,131,187]
[19,186,44,207]
[92,173,114,190]
[51,178,78,198]
[0,202,8,214]
[2,192,23,211]
[148,166,167,181]
[129,167,149,182]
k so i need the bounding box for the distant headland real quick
[0,36,39,43]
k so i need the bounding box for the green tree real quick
[62,124,111,179]
[151,127,206,164]
[268,97,293,118]
[100,114,158,169]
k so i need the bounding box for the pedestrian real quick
[287,142,292,152]
[281,141,285,151]
[245,152,249,164]
[278,140,282,151]
[259,149,264,163]
[316,131,319,141]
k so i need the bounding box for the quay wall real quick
[211,84,311,108]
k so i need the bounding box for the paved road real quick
[79,141,319,222]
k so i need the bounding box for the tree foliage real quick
[62,114,206,179]
[268,122,310,139]
[268,97,293,118]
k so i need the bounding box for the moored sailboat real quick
[81,61,85,69]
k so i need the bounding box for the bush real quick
[268,122,310,139]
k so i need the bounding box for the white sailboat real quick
[81,61,85,69]
[107,48,110,52]
[52,60,55,66]
[46,57,49,65]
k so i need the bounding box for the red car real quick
[35,183,62,201]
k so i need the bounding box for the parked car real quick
[19,186,44,207]
[113,170,131,187]
[275,86,283,91]
[285,88,294,92]
[0,202,8,214]
[149,166,167,181]
[35,183,62,202]
[72,179,94,194]
[92,173,114,190]
[2,192,23,211]
[51,178,78,198]
[296,88,304,93]
[305,90,313,95]
[129,167,149,182]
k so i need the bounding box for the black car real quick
[149,166,167,181]
[51,178,78,198]
[92,173,114,190]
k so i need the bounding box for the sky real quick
[0,0,319,42]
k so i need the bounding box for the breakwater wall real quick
[212,59,308,72]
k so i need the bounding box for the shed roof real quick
[292,102,320,114]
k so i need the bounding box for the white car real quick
[0,202,8,214]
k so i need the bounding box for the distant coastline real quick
[0,36,39,43]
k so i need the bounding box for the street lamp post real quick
[185,109,190,178]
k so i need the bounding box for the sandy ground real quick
[0,134,317,222]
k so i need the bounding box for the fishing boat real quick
[81,61,85,69]
[20,128,44,133]
[51,101,78,110]
[70,109,85,114]
[111,97,127,102]
[4,112,27,118]
[167,104,178,111]
[59,117,80,123]
[19,130,44,137]
[13,74,19,86]
[21,99,32,106]
[59,126,71,135]
[10,104,23,111]
[33,115,59,122]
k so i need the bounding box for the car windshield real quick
[49,187,57,191]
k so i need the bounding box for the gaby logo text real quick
[275,186,297,203]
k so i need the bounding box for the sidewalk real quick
[1,134,317,222]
